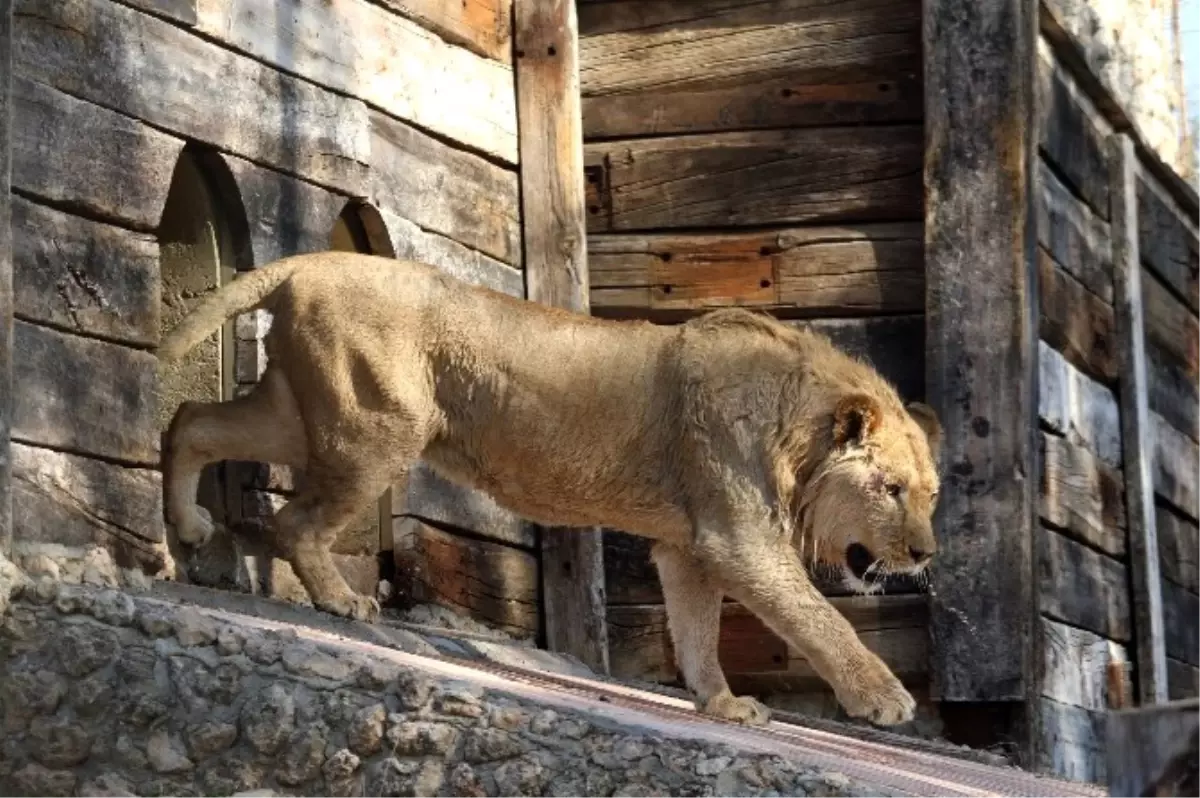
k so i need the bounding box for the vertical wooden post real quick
[0,0,12,557]
[1110,132,1168,705]
[514,0,610,674]
[923,0,1039,703]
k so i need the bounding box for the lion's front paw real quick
[699,691,772,726]
[837,671,916,727]
[319,593,381,623]
[174,505,216,547]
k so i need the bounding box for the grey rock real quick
[80,772,136,796]
[136,607,176,637]
[489,706,529,731]
[355,658,404,690]
[91,589,136,626]
[244,633,285,664]
[241,683,295,754]
[613,783,670,797]
[70,670,115,716]
[2,669,67,719]
[114,733,149,771]
[556,717,591,739]
[136,776,199,797]
[446,762,486,797]
[324,748,362,781]
[615,736,655,762]
[56,624,119,676]
[0,553,30,616]
[147,728,194,774]
[393,671,435,710]
[30,575,60,603]
[462,727,525,763]
[387,719,460,757]
[11,762,77,797]
[277,725,329,786]
[348,703,387,756]
[185,719,238,758]
[172,606,218,646]
[529,709,558,735]
[433,685,485,718]
[696,755,733,776]
[369,757,445,798]
[29,715,93,768]
[493,756,547,796]
[217,626,246,655]
[127,692,173,727]
[199,755,266,795]
[283,642,354,681]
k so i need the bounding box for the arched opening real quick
[329,202,398,572]
[157,145,252,585]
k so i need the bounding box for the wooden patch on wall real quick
[589,224,923,320]
[1141,267,1199,380]
[1167,658,1199,700]
[1037,249,1117,384]
[12,197,160,347]
[1157,505,1199,594]
[1036,159,1113,303]
[1039,431,1126,557]
[1137,172,1199,313]
[1161,577,1199,666]
[1151,412,1199,520]
[1039,341,1122,468]
[1040,616,1128,711]
[13,321,159,465]
[578,0,921,138]
[584,127,922,232]
[393,518,539,638]
[1148,341,1200,445]
[376,0,512,63]
[1038,526,1131,643]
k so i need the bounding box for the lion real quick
[159,251,943,729]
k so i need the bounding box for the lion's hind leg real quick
[165,365,307,546]
[653,543,771,726]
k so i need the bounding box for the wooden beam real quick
[1106,699,1199,797]
[0,0,11,556]
[923,0,1037,702]
[514,0,609,675]
[1111,132,1168,704]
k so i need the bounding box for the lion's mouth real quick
[845,543,877,581]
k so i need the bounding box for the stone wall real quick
[0,570,884,798]
[1051,0,1194,178]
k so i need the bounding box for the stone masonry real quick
[0,556,891,798]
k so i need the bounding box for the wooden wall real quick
[7,0,537,636]
[577,0,930,697]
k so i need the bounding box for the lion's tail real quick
[159,257,305,362]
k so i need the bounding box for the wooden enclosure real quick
[0,0,1195,787]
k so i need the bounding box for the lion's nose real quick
[908,546,933,564]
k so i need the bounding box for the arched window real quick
[157,145,250,550]
[329,202,399,565]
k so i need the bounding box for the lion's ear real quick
[906,401,943,464]
[833,393,882,447]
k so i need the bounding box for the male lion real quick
[160,252,942,728]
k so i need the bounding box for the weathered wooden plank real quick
[1168,659,1199,701]
[1040,616,1129,711]
[1039,698,1107,785]
[12,197,159,347]
[516,0,607,675]
[1039,431,1126,557]
[11,442,165,569]
[377,209,523,298]
[578,0,921,138]
[1137,172,1199,313]
[1036,159,1113,303]
[1147,340,1200,444]
[585,126,922,232]
[370,111,521,267]
[1037,249,1117,384]
[1142,266,1199,379]
[14,0,370,195]
[0,0,11,554]
[1151,411,1200,520]
[398,462,535,548]
[124,0,198,25]
[1035,41,1111,219]
[1038,340,1122,467]
[193,0,518,163]
[1106,699,1200,797]
[12,321,158,465]
[11,76,183,231]
[376,0,512,63]
[1158,506,1199,594]
[1039,527,1132,643]
[1161,578,1199,667]
[393,518,539,638]
[219,153,347,267]
[588,224,923,320]
[1111,133,1169,705]
[923,0,1036,703]
[608,595,928,688]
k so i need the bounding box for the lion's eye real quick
[886,483,903,497]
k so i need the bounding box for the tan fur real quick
[160,251,943,727]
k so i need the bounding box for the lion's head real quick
[792,392,943,594]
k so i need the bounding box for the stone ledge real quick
[0,575,889,797]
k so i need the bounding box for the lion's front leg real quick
[652,543,771,726]
[697,532,915,727]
